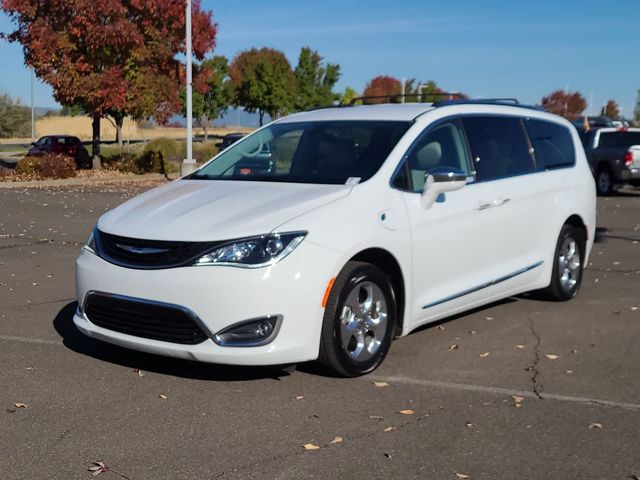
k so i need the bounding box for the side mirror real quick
[421,167,467,209]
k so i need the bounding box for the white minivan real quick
[75,100,596,376]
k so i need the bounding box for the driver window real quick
[398,121,471,193]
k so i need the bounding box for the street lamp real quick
[181,0,197,176]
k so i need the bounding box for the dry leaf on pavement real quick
[455,472,471,479]
[479,352,490,358]
[303,443,320,450]
[464,421,473,428]
[384,426,397,432]
[589,422,603,429]
[437,325,445,330]
[545,354,560,360]
[14,403,29,409]
[448,344,459,351]
[369,415,384,420]
[515,344,526,349]
[295,395,304,400]
[399,409,415,415]
[329,436,343,444]
[88,461,109,476]
[374,381,389,388]
[159,394,168,400]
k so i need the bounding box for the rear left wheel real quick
[541,224,585,301]
[317,261,396,377]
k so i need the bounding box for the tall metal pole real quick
[30,69,35,142]
[181,0,196,176]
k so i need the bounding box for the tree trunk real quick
[91,112,102,170]
[259,110,264,127]
[203,124,208,142]
[114,113,124,147]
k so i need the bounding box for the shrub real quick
[194,141,219,163]
[102,152,140,173]
[16,154,76,179]
[0,166,12,179]
[143,137,183,163]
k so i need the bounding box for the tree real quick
[0,93,30,138]
[541,90,587,120]
[230,48,296,126]
[600,99,620,119]
[181,56,233,141]
[635,90,640,127]
[294,47,340,110]
[362,76,401,104]
[340,87,361,105]
[60,104,85,117]
[2,0,217,159]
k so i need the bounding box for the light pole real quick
[30,69,35,142]
[181,0,197,176]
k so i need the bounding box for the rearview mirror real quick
[421,167,467,209]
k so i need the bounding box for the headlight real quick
[83,226,97,254]
[194,231,306,268]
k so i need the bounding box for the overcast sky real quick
[1,0,638,116]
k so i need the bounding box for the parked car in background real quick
[217,133,245,151]
[578,127,640,194]
[75,99,595,377]
[27,135,91,169]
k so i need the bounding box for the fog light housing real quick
[213,315,282,347]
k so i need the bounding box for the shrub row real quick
[14,154,77,179]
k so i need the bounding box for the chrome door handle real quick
[476,197,511,210]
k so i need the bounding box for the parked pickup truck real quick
[579,128,640,195]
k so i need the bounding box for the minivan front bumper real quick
[74,241,339,365]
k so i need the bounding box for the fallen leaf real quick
[479,352,490,358]
[455,472,471,479]
[374,381,389,388]
[295,395,304,400]
[329,436,343,444]
[88,461,109,476]
[133,369,144,377]
[588,422,603,429]
[383,452,392,458]
[437,325,445,330]
[448,344,458,351]
[545,354,560,360]
[464,421,473,428]
[399,409,415,415]
[515,344,526,349]
[566,370,574,374]
[369,415,384,420]
[632,306,638,311]
[485,316,494,320]
[159,394,168,400]
[468,330,476,335]
[303,443,320,450]
[384,426,397,432]
[14,403,29,409]
[511,395,524,408]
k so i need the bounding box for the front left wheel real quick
[541,224,585,301]
[317,261,396,377]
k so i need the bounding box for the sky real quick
[1,0,638,117]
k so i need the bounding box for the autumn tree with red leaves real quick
[601,99,620,119]
[362,76,401,104]
[541,90,587,120]
[1,0,216,160]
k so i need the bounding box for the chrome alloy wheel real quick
[558,236,581,293]
[339,281,388,362]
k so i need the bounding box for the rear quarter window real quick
[525,119,575,171]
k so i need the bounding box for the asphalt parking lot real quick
[1,182,639,480]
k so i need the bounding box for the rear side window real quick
[462,116,534,181]
[525,119,575,170]
[597,131,640,148]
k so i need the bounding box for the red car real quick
[28,135,91,169]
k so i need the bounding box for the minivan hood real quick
[98,179,351,241]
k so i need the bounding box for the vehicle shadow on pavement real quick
[53,302,295,382]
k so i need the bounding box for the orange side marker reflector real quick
[321,277,336,308]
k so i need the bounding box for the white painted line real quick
[0,334,62,346]
[370,375,640,411]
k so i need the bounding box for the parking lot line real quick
[0,334,62,346]
[369,375,640,411]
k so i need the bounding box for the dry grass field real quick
[0,115,252,145]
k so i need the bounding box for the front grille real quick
[84,292,209,345]
[96,230,221,269]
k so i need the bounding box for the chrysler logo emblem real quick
[115,243,170,255]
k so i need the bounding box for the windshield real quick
[188,120,410,184]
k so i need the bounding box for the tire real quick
[317,261,396,377]
[541,224,585,301]
[596,166,614,196]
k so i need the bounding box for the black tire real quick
[541,224,585,301]
[595,166,614,196]
[317,261,396,377]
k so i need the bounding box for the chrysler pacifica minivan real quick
[75,100,596,376]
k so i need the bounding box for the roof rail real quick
[347,92,465,106]
[434,98,519,106]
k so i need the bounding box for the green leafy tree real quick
[340,86,361,105]
[230,48,296,126]
[633,90,640,126]
[0,93,30,138]
[60,104,85,117]
[181,56,233,141]
[294,47,340,110]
